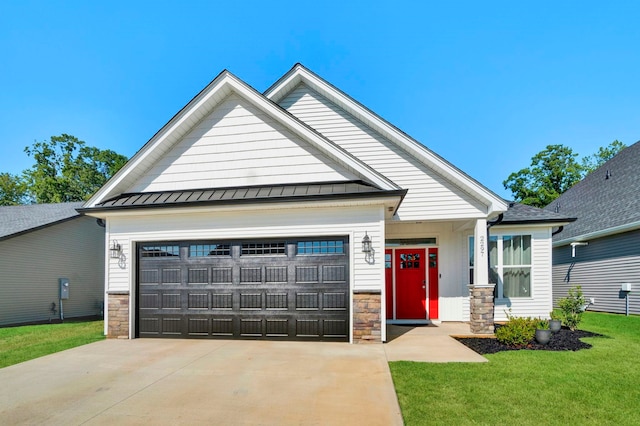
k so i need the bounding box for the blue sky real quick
[1,1,638,199]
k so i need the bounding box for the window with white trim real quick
[469,234,532,298]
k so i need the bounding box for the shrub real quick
[536,318,549,330]
[496,312,537,347]
[557,286,586,331]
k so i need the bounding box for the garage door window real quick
[241,242,286,255]
[141,244,180,257]
[189,244,231,257]
[297,240,345,255]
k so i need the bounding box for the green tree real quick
[0,172,27,206]
[504,140,627,207]
[581,140,626,174]
[22,134,128,203]
[503,144,584,208]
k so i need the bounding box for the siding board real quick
[128,93,358,193]
[552,230,640,315]
[279,84,486,221]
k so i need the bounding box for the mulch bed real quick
[454,327,604,355]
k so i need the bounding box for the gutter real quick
[553,220,640,247]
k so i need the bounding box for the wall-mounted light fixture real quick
[110,240,122,259]
[362,232,372,254]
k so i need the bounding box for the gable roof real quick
[84,70,400,209]
[498,202,576,226]
[264,63,508,216]
[0,202,84,241]
[545,140,640,244]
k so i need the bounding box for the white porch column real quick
[473,218,489,286]
[470,217,495,334]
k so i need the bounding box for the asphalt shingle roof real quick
[0,202,84,241]
[544,140,640,241]
[500,202,575,225]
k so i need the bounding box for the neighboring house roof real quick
[84,69,400,210]
[80,181,407,212]
[497,202,576,225]
[264,63,508,215]
[545,140,640,244]
[0,202,84,241]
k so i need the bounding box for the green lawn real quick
[389,312,640,425]
[0,320,105,368]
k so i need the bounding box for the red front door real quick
[395,249,427,319]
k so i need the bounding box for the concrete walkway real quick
[384,322,488,363]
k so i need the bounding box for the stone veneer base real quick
[107,292,129,338]
[353,292,382,343]
[468,284,496,334]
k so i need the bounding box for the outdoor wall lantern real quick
[362,232,372,254]
[109,240,122,259]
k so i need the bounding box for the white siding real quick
[105,204,386,297]
[492,226,553,320]
[129,93,358,192]
[279,84,487,221]
[0,217,105,326]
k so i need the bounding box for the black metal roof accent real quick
[544,140,640,241]
[79,181,407,213]
[499,202,576,225]
[0,202,84,241]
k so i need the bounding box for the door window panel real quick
[400,253,421,269]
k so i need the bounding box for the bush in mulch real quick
[455,327,604,355]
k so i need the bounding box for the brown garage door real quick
[136,238,349,341]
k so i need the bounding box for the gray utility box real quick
[59,278,70,300]
[621,283,632,292]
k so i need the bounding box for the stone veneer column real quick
[353,291,381,343]
[107,292,129,338]
[468,284,496,334]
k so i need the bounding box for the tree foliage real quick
[504,140,626,207]
[0,172,27,206]
[23,134,128,203]
[581,139,626,174]
[4,134,128,204]
[503,144,583,208]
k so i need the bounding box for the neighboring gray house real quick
[546,141,640,315]
[0,202,105,326]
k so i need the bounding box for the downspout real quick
[552,226,564,236]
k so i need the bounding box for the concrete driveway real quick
[0,339,403,425]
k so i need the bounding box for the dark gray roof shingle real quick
[0,202,84,241]
[499,202,575,225]
[544,140,640,241]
